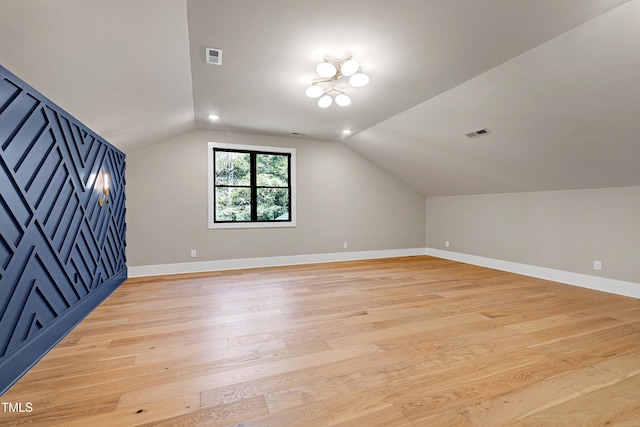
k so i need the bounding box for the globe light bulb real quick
[318,95,333,108]
[340,59,359,77]
[349,72,369,88]
[305,85,324,98]
[335,94,351,106]
[316,62,337,78]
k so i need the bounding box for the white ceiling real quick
[1,0,638,196]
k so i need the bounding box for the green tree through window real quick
[213,147,292,223]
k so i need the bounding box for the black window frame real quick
[212,147,292,224]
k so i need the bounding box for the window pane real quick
[256,154,288,187]
[215,151,250,186]
[257,188,290,221]
[215,187,251,221]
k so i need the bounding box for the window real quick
[208,142,296,229]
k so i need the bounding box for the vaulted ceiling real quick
[1,0,639,196]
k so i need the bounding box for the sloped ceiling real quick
[1,0,638,196]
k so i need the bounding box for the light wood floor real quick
[2,256,640,426]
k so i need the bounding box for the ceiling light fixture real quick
[208,114,220,121]
[306,54,369,108]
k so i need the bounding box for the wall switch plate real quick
[343,242,348,249]
[594,260,602,270]
[445,241,450,248]
[191,250,197,258]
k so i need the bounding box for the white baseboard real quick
[425,248,640,299]
[127,247,427,278]
[127,247,639,299]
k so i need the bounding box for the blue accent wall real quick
[0,64,126,394]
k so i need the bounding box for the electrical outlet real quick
[343,242,348,249]
[593,260,602,271]
[445,241,450,248]
[191,249,197,258]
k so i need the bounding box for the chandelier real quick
[305,55,369,108]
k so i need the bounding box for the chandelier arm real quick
[322,54,353,65]
[311,77,335,85]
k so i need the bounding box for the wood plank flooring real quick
[2,256,640,426]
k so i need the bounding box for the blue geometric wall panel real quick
[0,64,126,394]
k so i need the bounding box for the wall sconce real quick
[98,173,109,206]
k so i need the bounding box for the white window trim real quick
[208,142,296,229]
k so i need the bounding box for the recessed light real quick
[208,114,220,121]
[342,129,352,135]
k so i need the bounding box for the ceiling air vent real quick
[205,48,223,65]
[465,128,490,139]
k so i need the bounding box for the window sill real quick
[208,221,296,229]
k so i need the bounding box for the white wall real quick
[426,186,640,284]
[126,128,639,293]
[126,129,426,267]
